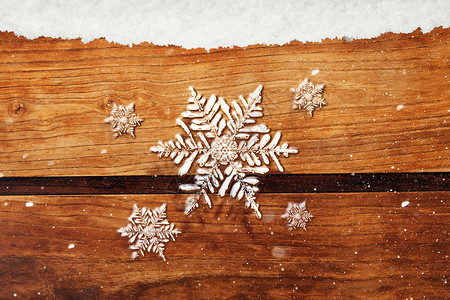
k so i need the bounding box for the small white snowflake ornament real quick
[105,103,143,138]
[151,85,297,219]
[291,78,326,117]
[117,203,181,261]
[281,201,313,231]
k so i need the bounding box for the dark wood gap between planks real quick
[0,172,448,195]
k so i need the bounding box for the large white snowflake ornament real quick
[291,78,326,117]
[117,203,181,261]
[105,103,144,138]
[281,201,313,231]
[151,85,297,219]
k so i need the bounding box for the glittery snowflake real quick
[151,85,297,219]
[117,203,181,261]
[291,78,326,117]
[104,103,144,138]
[281,201,313,231]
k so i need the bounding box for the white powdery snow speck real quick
[397,104,405,111]
[48,161,54,166]
[311,69,320,76]
[68,244,75,249]
[0,173,3,177]
[101,149,107,154]
[272,246,286,258]
[401,201,410,208]
[25,202,34,207]
[22,154,28,159]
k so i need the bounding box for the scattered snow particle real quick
[48,161,54,166]
[401,201,410,208]
[40,186,45,190]
[68,244,75,249]
[25,202,34,207]
[22,154,28,159]
[13,294,17,297]
[5,119,13,124]
[272,246,286,258]
[4,202,7,206]
[0,173,3,178]
[262,213,275,223]
[101,149,107,154]
[397,104,405,111]
[311,69,320,76]
[355,251,358,254]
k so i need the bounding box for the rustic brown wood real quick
[0,173,448,195]
[0,28,449,177]
[0,193,447,299]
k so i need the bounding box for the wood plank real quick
[0,173,448,195]
[0,193,447,298]
[0,28,449,177]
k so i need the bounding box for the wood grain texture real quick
[0,28,449,177]
[0,193,447,299]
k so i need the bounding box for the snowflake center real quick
[143,224,156,238]
[211,135,238,164]
[119,115,129,124]
[294,212,304,220]
[304,93,313,101]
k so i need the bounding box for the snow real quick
[100,149,107,154]
[0,0,448,49]
[25,202,34,207]
[401,201,410,208]
[311,69,320,76]
[68,243,75,249]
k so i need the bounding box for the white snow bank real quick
[0,0,448,49]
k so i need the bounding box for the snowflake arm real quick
[239,132,298,172]
[226,85,269,139]
[117,203,181,261]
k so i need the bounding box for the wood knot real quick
[8,101,27,117]
[104,97,120,111]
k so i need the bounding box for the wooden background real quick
[0,27,449,299]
